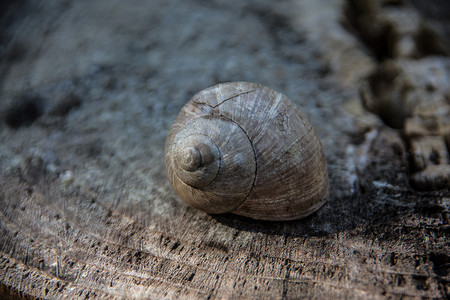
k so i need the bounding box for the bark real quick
[0,0,448,299]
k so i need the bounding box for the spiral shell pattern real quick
[165,82,328,221]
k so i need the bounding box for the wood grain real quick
[0,0,449,299]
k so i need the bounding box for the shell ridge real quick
[214,118,239,150]
[258,92,285,136]
[216,114,258,203]
[212,89,257,108]
[192,89,257,108]
[248,92,285,144]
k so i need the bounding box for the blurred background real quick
[0,0,449,298]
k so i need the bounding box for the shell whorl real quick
[174,134,220,188]
[165,115,256,214]
[165,82,329,221]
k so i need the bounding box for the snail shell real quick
[165,82,328,221]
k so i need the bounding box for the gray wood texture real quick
[0,0,448,298]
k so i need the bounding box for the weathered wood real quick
[0,0,448,299]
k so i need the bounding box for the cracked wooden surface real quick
[0,0,448,299]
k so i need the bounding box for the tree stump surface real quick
[0,0,448,299]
